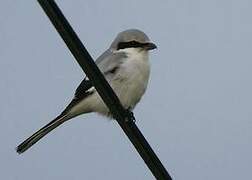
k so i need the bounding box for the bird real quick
[16,29,157,154]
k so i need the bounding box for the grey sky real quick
[1,0,252,179]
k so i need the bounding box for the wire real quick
[37,1,173,179]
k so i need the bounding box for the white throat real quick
[118,47,149,62]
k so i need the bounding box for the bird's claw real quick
[125,108,136,123]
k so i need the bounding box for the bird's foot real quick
[125,108,136,123]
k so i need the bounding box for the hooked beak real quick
[144,42,157,50]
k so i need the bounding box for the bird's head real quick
[110,29,157,52]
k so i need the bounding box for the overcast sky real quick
[1,0,252,179]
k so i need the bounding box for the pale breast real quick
[111,48,150,109]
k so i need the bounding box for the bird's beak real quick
[144,42,157,50]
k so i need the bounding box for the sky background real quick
[1,0,252,179]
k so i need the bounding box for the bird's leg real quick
[125,107,136,123]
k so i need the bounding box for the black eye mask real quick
[117,40,148,50]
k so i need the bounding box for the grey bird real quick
[16,29,157,154]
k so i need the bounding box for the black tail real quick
[16,115,68,154]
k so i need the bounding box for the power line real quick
[37,1,173,179]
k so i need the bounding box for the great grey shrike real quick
[16,29,157,154]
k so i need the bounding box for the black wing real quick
[74,78,94,99]
[58,50,126,117]
[57,78,94,117]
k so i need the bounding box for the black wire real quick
[37,1,173,179]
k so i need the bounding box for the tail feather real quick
[16,114,68,154]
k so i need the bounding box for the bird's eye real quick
[117,41,144,50]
